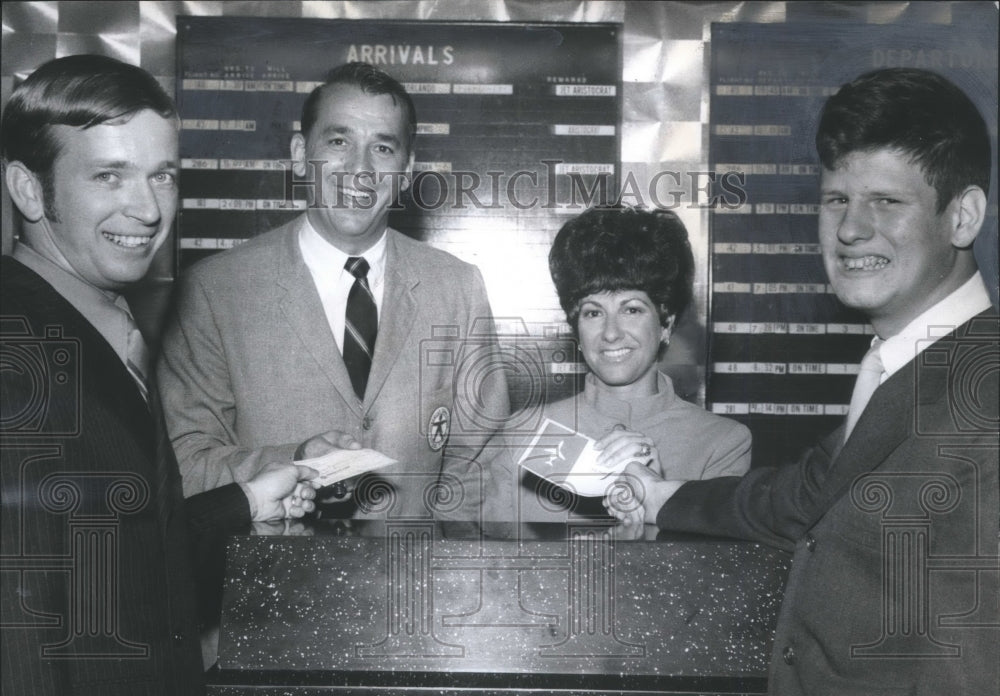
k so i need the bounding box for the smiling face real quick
[576,290,672,399]
[32,109,178,291]
[818,148,977,337]
[291,83,413,254]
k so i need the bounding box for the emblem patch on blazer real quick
[428,406,450,451]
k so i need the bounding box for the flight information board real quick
[176,16,621,327]
[707,19,998,467]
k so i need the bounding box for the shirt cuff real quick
[238,481,258,520]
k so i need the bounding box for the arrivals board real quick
[177,16,622,325]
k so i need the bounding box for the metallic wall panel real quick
[2,1,997,403]
[1,1,58,33]
[57,0,140,34]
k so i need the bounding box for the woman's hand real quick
[594,425,661,475]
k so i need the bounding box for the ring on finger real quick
[637,443,651,457]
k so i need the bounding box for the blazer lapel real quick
[836,307,997,472]
[28,267,153,434]
[364,230,417,405]
[804,341,922,528]
[274,218,361,413]
[13,262,169,518]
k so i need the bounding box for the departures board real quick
[176,17,621,298]
[707,20,998,467]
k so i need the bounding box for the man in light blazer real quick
[606,69,999,695]
[159,62,509,519]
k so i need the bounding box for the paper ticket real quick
[518,418,627,497]
[297,448,397,488]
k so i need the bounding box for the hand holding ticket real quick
[518,419,630,497]
[296,448,397,488]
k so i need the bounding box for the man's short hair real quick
[816,68,991,213]
[299,62,417,148]
[548,205,694,330]
[1,54,176,179]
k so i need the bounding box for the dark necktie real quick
[343,257,377,399]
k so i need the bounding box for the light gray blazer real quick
[157,217,509,518]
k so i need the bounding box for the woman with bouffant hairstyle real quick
[482,206,750,522]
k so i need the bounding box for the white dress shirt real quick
[298,218,388,354]
[870,272,992,385]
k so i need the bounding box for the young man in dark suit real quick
[158,63,509,519]
[605,69,998,695]
[1,54,321,695]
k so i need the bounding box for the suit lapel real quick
[837,308,997,467]
[837,365,912,462]
[274,218,361,414]
[802,314,991,528]
[19,262,153,432]
[7,260,168,518]
[365,231,418,405]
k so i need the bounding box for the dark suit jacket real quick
[657,310,999,695]
[1,256,249,695]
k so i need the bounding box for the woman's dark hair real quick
[549,205,694,330]
[816,68,990,213]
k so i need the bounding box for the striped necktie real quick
[121,306,150,404]
[844,338,884,442]
[343,256,377,399]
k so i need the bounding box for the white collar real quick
[876,273,991,380]
[298,217,388,282]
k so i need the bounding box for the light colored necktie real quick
[117,298,150,404]
[844,338,884,442]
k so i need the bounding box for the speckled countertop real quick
[213,520,790,691]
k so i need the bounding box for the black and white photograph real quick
[1,2,997,694]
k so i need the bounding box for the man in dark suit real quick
[1,54,321,695]
[158,62,509,519]
[605,69,998,695]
